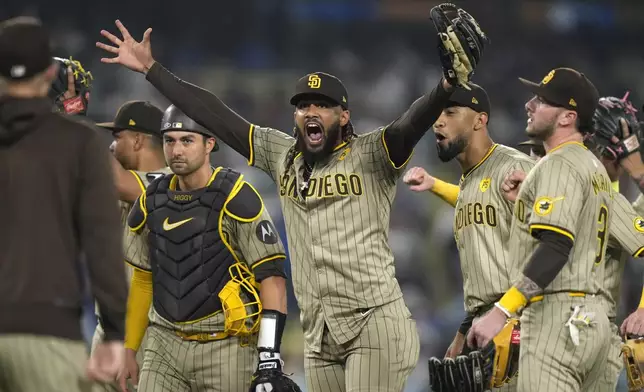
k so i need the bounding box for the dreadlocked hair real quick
[283,121,357,173]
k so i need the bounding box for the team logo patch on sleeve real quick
[256,220,278,244]
[634,217,644,233]
[534,196,564,217]
[479,177,491,193]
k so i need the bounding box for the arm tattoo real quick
[515,275,543,300]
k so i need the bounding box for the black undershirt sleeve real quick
[383,80,453,166]
[523,230,574,289]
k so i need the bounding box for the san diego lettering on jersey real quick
[279,172,364,199]
[454,202,498,231]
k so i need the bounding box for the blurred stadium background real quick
[3,0,644,390]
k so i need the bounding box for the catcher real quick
[124,105,299,392]
[48,56,93,115]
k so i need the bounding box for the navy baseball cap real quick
[290,72,349,110]
[519,68,599,129]
[446,83,491,117]
[0,16,53,80]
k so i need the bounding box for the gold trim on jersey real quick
[128,170,146,193]
[224,180,265,223]
[547,141,587,155]
[381,128,414,169]
[529,291,586,303]
[124,259,151,272]
[461,144,498,180]
[252,254,287,271]
[168,167,220,190]
[248,124,256,166]
[634,247,644,258]
[529,223,574,242]
[129,193,148,233]
[294,141,349,161]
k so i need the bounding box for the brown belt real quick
[529,292,587,303]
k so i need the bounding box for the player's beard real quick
[296,120,342,162]
[436,134,467,162]
[526,115,556,140]
[168,152,208,176]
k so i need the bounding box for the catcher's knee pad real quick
[219,262,262,336]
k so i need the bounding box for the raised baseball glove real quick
[428,342,495,392]
[430,3,489,90]
[490,318,521,387]
[48,56,93,115]
[590,92,641,161]
[622,334,644,392]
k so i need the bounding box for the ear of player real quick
[430,3,489,90]
[429,319,520,392]
[590,92,642,161]
[249,309,302,392]
[621,334,644,392]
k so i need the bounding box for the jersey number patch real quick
[595,205,609,265]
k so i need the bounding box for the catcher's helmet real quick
[161,105,219,151]
[48,56,93,115]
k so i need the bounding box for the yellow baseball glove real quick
[491,318,521,387]
[622,335,644,391]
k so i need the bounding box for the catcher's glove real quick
[622,334,644,392]
[428,341,495,392]
[490,318,520,388]
[590,92,641,161]
[430,3,489,90]
[49,56,93,115]
[249,368,302,392]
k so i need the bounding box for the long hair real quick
[284,121,357,173]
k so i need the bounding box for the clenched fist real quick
[403,167,435,192]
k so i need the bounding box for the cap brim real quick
[95,122,121,131]
[290,92,345,109]
[518,139,541,147]
[518,77,543,96]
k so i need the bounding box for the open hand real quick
[96,20,155,74]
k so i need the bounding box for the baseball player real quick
[403,83,533,392]
[468,67,614,392]
[504,103,644,392]
[95,7,488,390]
[93,100,171,391]
[124,105,294,392]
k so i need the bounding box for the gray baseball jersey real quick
[453,144,535,314]
[250,125,409,350]
[509,142,613,294]
[598,192,644,318]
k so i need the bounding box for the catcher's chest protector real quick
[144,168,240,322]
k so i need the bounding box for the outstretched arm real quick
[144,63,253,159]
[383,79,453,167]
[97,20,253,160]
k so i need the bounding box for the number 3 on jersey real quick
[595,204,609,265]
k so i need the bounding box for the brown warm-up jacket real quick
[0,96,127,342]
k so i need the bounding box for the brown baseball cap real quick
[0,17,53,80]
[519,67,599,129]
[290,72,349,110]
[446,82,491,117]
[96,101,164,136]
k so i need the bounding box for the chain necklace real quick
[300,161,313,193]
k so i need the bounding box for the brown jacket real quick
[0,96,127,341]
